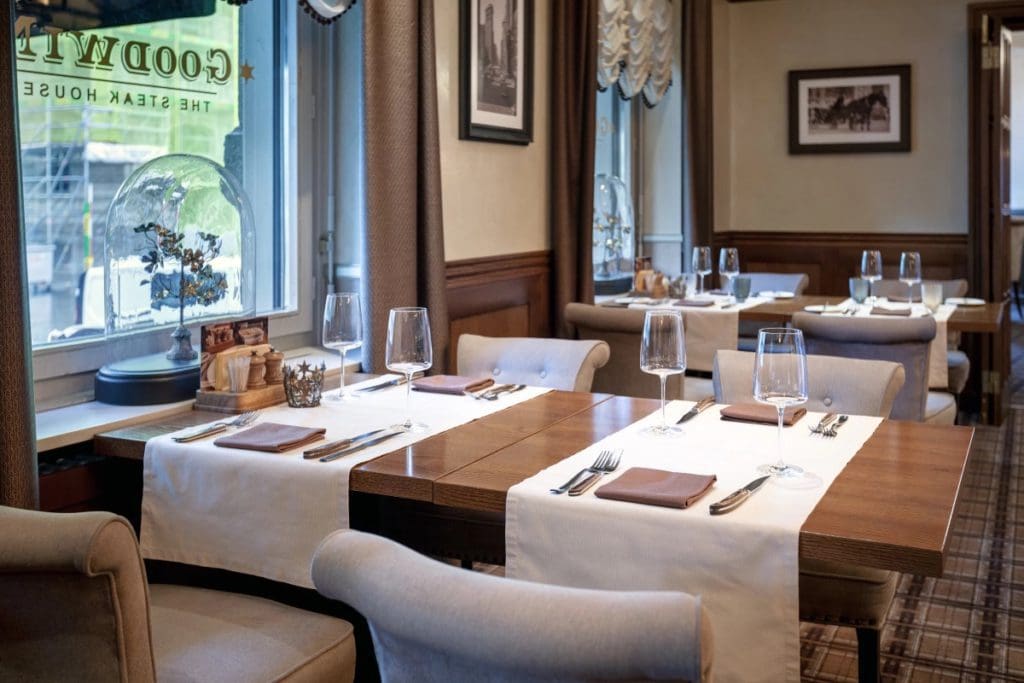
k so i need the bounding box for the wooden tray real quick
[194,383,286,414]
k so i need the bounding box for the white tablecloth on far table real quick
[141,378,551,588]
[506,401,882,683]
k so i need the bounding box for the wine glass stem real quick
[698,273,704,294]
[775,405,786,472]
[338,348,347,394]
[404,372,413,427]
[659,375,667,430]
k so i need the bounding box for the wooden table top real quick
[95,391,974,577]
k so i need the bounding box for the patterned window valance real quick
[597,0,674,107]
[226,0,357,25]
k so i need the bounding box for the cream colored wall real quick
[714,0,971,234]
[434,0,550,261]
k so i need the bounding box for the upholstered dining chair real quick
[736,272,810,351]
[0,506,356,683]
[312,529,713,682]
[456,333,610,392]
[564,303,713,400]
[713,349,906,683]
[791,312,956,425]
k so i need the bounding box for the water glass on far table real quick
[754,328,811,481]
[922,281,943,313]
[323,292,363,401]
[640,310,686,437]
[860,250,883,305]
[385,307,433,433]
[719,248,740,299]
[692,246,712,295]
[849,277,869,305]
[899,251,922,302]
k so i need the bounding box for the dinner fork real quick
[808,412,837,436]
[568,450,622,496]
[550,449,616,495]
[173,411,258,443]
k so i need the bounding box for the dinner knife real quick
[318,430,402,463]
[356,377,406,393]
[708,475,770,515]
[677,396,715,425]
[302,427,390,459]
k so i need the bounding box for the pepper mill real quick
[247,353,267,390]
[264,350,285,385]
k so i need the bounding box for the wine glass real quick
[754,328,809,479]
[385,307,433,433]
[692,246,712,295]
[322,292,363,401]
[899,251,922,303]
[719,248,740,300]
[640,310,686,436]
[860,250,883,305]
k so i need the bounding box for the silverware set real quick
[471,384,526,401]
[808,412,849,438]
[315,429,402,463]
[808,412,837,436]
[822,415,849,438]
[172,411,259,443]
[550,449,622,495]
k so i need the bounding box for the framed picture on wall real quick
[459,0,534,145]
[788,64,911,154]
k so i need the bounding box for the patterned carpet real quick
[799,319,1024,682]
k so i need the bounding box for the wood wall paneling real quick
[445,250,552,370]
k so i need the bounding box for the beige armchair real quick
[312,529,713,682]
[0,506,356,683]
[456,333,610,392]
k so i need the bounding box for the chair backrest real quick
[743,272,810,296]
[869,278,968,301]
[713,350,905,418]
[564,303,683,399]
[312,530,712,682]
[0,506,156,682]
[791,312,935,421]
[456,334,610,392]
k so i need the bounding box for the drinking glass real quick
[692,246,712,295]
[640,310,686,437]
[899,251,922,302]
[385,307,433,432]
[754,328,809,479]
[860,250,883,305]
[322,292,363,401]
[922,281,944,312]
[848,277,869,304]
[719,248,740,299]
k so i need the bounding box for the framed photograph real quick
[788,64,911,154]
[459,0,534,144]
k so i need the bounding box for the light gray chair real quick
[564,303,713,400]
[312,529,712,682]
[792,312,956,424]
[0,506,356,683]
[713,349,905,683]
[456,333,610,392]
[737,272,811,351]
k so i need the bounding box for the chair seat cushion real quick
[149,584,355,683]
[947,350,970,394]
[799,559,898,627]
[925,391,957,425]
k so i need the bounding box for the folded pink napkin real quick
[870,306,912,317]
[674,299,715,308]
[412,375,494,395]
[214,423,326,452]
[719,403,806,426]
[595,468,717,509]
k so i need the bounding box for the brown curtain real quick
[361,0,449,372]
[0,5,39,509]
[551,0,599,338]
[683,0,713,247]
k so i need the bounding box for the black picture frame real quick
[788,64,911,154]
[459,0,534,145]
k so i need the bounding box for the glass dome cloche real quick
[592,173,635,282]
[104,154,255,360]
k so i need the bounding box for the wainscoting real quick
[712,231,970,295]
[445,251,552,371]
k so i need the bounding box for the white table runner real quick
[141,378,551,588]
[506,401,882,683]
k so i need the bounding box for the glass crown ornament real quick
[592,173,635,279]
[104,154,255,360]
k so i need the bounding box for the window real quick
[13,1,295,351]
[593,87,638,292]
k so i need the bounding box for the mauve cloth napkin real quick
[719,403,807,426]
[412,375,495,395]
[870,306,912,317]
[595,468,717,509]
[214,422,326,452]
[674,299,715,307]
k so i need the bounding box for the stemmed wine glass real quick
[640,310,686,437]
[322,292,363,401]
[899,251,922,303]
[385,307,433,433]
[692,246,712,295]
[719,248,740,301]
[860,250,883,305]
[754,328,809,479]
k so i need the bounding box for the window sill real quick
[36,346,355,453]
